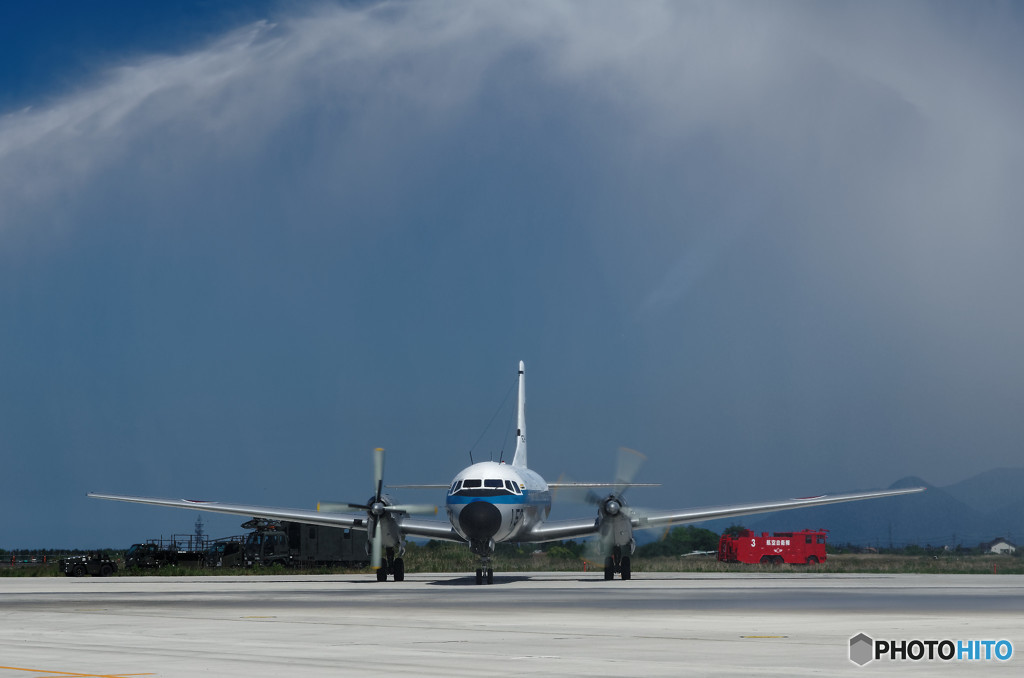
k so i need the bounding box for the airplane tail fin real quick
[511,361,527,468]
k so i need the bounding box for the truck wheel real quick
[98,564,114,577]
[72,564,86,577]
[759,556,772,565]
[806,556,819,565]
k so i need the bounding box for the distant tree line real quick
[830,543,1021,557]
[636,526,721,557]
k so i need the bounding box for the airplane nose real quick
[458,501,502,541]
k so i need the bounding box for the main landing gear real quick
[603,545,631,580]
[376,550,405,582]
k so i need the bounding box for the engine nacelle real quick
[365,513,407,557]
[596,495,635,553]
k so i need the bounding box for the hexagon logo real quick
[849,633,874,666]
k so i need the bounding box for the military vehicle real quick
[123,520,369,570]
[124,535,205,569]
[60,553,118,577]
[202,538,246,567]
[240,519,369,568]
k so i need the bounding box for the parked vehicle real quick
[60,553,118,577]
[718,529,828,565]
[202,539,246,568]
[240,519,369,568]
[125,521,369,570]
[124,536,205,569]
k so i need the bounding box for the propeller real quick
[613,447,646,494]
[364,447,388,570]
[552,448,655,562]
[554,447,650,509]
[317,501,439,515]
[590,447,647,514]
[317,448,437,571]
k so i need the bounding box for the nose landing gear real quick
[475,566,494,585]
[470,538,496,585]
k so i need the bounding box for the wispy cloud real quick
[2,1,1023,546]
[4,1,1020,254]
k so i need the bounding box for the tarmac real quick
[1,572,1021,677]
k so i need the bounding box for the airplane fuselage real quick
[445,461,551,547]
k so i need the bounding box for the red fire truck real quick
[717,529,828,565]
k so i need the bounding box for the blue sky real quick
[2,1,1023,548]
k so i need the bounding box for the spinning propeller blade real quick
[614,447,646,495]
[371,521,383,570]
[316,448,437,572]
[373,447,385,503]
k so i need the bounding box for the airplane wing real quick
[386,484,451,489]
[547,483,660,489]
[521,486,925,543]
[630,486,926,528]
[520,517,599,542]
[87,493,464,543]
[394,517,465,542]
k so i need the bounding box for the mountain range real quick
[696,467,1024,548]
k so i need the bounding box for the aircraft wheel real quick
[394,558,405,581]
[475,568,483,585]
[376,568,388,582]
[620,556,631,580]
[603,557,614,581]
[486,568,494,585]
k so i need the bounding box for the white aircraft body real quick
[90,361,924,584]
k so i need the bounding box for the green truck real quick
[240,520,369,568]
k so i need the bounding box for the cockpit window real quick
[453,477,519,497]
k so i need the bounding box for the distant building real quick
[980,538,1016,555]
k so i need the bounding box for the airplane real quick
[90,361,925,584]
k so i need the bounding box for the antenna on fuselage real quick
[467,370,518,464]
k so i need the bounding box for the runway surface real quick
[1,572,1020,676]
